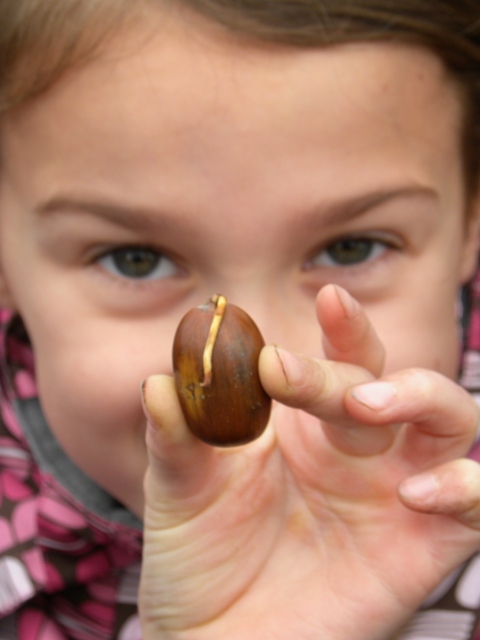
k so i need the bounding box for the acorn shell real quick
[172,296,271,446]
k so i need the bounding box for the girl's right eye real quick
[97,247,179,280]
[321,238,385,266]
[308,236,394,269]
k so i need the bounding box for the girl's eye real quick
[97,247,179,280]
[311,237,390,268]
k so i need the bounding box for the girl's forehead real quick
[1,2,461,141]
[7,21,457,133]
[0,18,464,225]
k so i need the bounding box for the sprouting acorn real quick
[172,294,271,446]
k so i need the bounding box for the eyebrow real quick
[316,184,438,226]
[35,196,176,232]
[34,184,438,230]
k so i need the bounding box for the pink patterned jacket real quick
[0,312,143,639]
[1,274,480,640]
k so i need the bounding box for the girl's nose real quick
[216,288,322,357]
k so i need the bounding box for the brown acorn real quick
[172,294,271,446]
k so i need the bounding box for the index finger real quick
[317,285,385,377]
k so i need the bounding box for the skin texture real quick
[0,9,480,639]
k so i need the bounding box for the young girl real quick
[1,0,480,638]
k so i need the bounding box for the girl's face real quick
[0,13,478,517]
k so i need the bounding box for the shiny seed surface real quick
[172,295,271,446]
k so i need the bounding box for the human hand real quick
[139,285,480,640]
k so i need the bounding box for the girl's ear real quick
[0,255,17,311]
[0,279,16,310]
[460,188,480,283]
[0,285,16,310]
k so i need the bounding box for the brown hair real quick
[1,0,480,196]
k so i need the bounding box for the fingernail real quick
[274,346,306,386]
[334,285,361,319]
[141,377,159,428]
[399,473,439,503]
[140,378,151,421]
[351,381,397,411]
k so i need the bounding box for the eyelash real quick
[95,246,180,281]
[306,235,399,270]
[93,234,399,289]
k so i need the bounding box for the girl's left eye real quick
[310,237,391,268]
[97,247,179,280]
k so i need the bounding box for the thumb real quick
[141,374,219,525]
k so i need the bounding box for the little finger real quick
[398,458,480,530]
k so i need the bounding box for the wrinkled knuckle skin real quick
[302,361,330,400]
[466,399,480,442]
